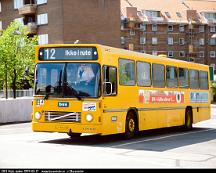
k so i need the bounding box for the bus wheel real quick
[184,108,193,130]
[124,111,137,139]
[67,131,81,138]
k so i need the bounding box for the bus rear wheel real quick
[124,111,137,139]
[184,108,193,130]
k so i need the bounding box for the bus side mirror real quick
[103,82,113,96]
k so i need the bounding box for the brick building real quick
[0,0,216,68]
[0,0,121,47]
[120,0,216,67]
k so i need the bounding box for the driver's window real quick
[103,66,117,96]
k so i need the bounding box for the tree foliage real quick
[0,21,37,98]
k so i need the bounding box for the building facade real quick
[120,0,216,68]
[0,0,121,47]
[0,0,216,68]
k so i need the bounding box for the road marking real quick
[110,128,215,148]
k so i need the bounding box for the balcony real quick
[26,22,37,34]
[19,4,37,15]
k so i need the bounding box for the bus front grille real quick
[45,112,81,122]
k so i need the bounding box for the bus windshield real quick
[35,63,101,98]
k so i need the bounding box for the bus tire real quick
[184,107,193,130]
[124,111,137,139]
[67,131,81,138]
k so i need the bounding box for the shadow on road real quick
[39,127,216,152]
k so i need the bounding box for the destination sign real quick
[39,47,98,60]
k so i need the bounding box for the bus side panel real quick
[138,110,158,131]
[192,106,211,124]
[139,108,185,131]
[101,112,126,135]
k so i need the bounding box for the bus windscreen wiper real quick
[44,92,52,100]
[64,82,82,101]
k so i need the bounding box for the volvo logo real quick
[58,102,69,107]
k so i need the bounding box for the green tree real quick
[0,21,37,98]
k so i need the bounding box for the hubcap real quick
[129,119,135,132]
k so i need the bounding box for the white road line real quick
[110,128,215,148]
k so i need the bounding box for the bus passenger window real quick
[166,66,178,88]
[152,64,165,88]
[137,62,151,86]
[179,68,189,88]
[190,70,199,89]
[119,59,135,86]
[199,71,208,90]
[103,66,117,96]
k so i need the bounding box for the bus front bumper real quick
[32,122,102,134]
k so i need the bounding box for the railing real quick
[0,89,34,98]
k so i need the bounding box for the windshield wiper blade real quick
[64,82,82,101]
[70,87,82,101]
[44,93,52,100]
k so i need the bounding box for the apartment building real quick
[0,0,121,47]
[120,0,216,67]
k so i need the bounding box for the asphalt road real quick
[0,105,216,168]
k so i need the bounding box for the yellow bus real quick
[32,44,211,138]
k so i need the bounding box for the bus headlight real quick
[86,114,93,122]
[35,112,41,120]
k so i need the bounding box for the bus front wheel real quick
[184,108,193,130]
[124,111,137,139]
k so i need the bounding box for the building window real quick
[209,38,216,45]
[121,37,125,45]
[146,10,161,18]
[140,23,146,31]
[37,13,48,25]
[210,51,216,58]
[140,37,146,44]
[152,37,157,45]
[152,50,157,56]
[168,37,173,45]
[199,38,205,46]
[14,0,23,9]
[176,12,182,18]
[14,17,24,25]
[38,34,48,45]
[179,38,185,45]
[179,25,185,32]
[37,0,47,5]
[209,26,216,33]
[199,25,205,32]
[152,24,157,32]
[130,30,135,36]
[0,1,2,12]
[167,25,173,32]
[199,51,205,58]
[0,21,2,30]
[179,51,185,57]
[168,51,173,58]
[165,12,171,18]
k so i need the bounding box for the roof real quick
[121,0,216,24]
